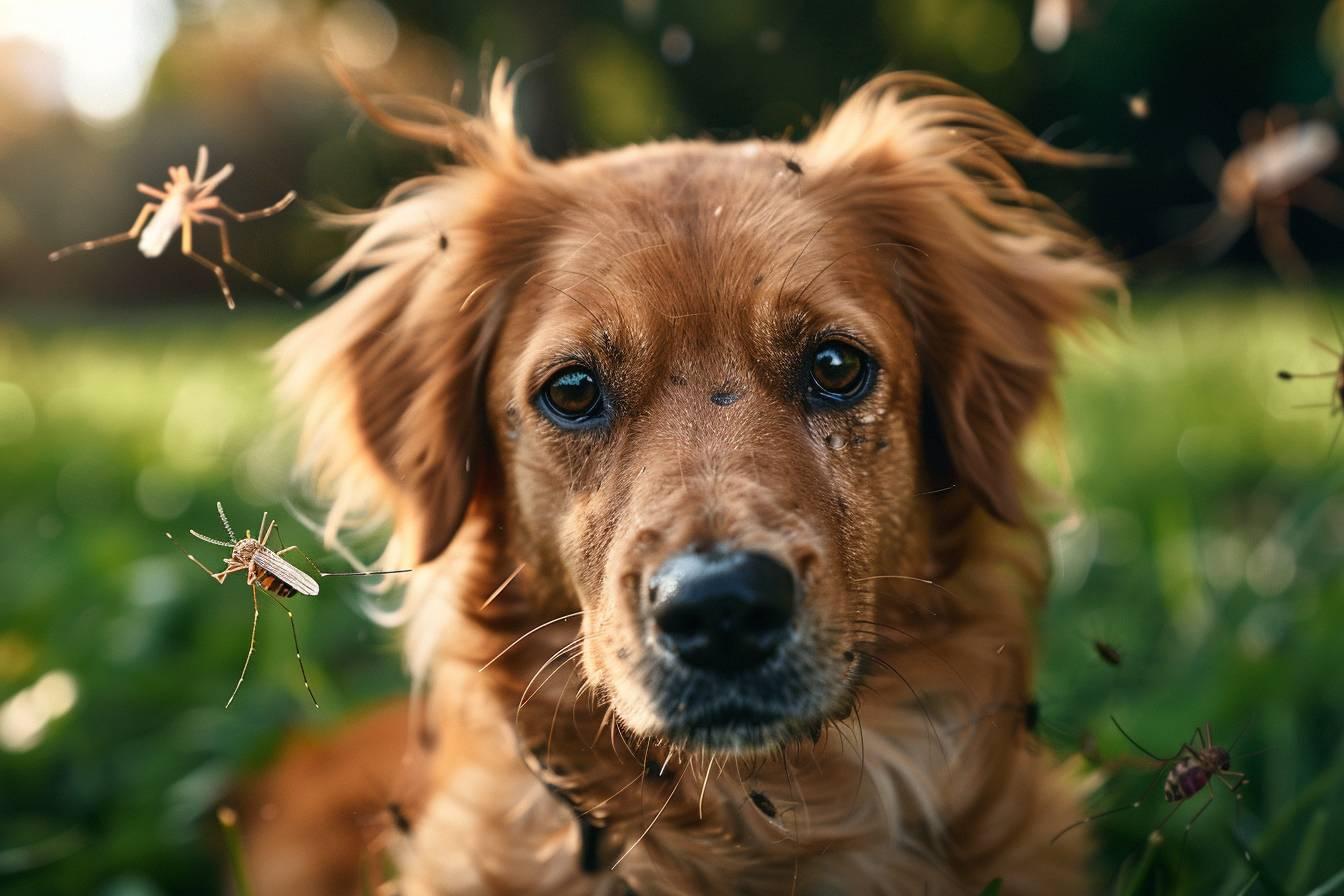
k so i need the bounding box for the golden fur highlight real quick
[257,65,1122,895]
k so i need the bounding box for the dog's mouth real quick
[639,651,856,754]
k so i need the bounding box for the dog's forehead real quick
[529,142,866,334]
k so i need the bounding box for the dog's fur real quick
[244,68,1120,895]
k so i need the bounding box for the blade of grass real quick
[1256,735,1344,854]
[1116,832,1162,896]
[1305,868,1344,896]
[217,806,253,896]
[1285,809,1328,894]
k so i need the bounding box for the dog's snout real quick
[648,548,796,674]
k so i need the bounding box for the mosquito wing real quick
[253,547,319,596]
[138,193,185,258]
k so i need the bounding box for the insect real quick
[748,789,777,819]
[1092,639,1123,667]
[1278,313,1344,455]
[49,145,298,310]
[782,158,803,176]
[1142,108,1342,283]
[1052,716,1248,843]
[387,802,412,835]
[166,502,411,707]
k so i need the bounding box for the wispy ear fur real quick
[275,62,540,567]
[806,73,1124,532]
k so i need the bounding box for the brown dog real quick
[245,68,1120,895]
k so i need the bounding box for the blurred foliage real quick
[3,1,1344,894]
[1,0,1342,306]
[0,308,406,895]
[1,289,1343,893]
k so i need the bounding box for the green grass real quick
[1,286,1342,894]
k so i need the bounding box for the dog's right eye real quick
[538,366,604,425]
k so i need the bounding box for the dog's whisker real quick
[480,562,526,609]
[581,770,645,818]
[544,659,584,767]
[848,618,979,700]
[794,241,927,308]
[772,216,833,304]
[850,648,948,762]
[517,639,583,712]
[478,610,584,672]
[611,769,685,870]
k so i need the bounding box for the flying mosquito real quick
[1140,109,1342,283]
[49,146,298,310]
[167,502,411,708]
[1278,311,1344,456]
[1052,716,1248,844]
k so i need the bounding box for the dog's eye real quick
[539,366,603,423]
[809,340,871,404]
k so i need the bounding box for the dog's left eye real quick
[538,366,605,425]
[808,340,873,405]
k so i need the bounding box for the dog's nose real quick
[648,547,796,674]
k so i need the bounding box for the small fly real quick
[1092,639,1123,667]
[167,501,411,707]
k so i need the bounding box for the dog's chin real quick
[659,704,826,755]
[638,665,850,756]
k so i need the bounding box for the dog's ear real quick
[275,65,541,563]
[806,74,1123,525]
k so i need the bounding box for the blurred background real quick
[2,1,1343,894]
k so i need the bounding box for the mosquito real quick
[1052,716,1248,844]
[49,145,298,310]
[1141,109,1342,283]
[1278,311,1344,456]
[166,502,411,708]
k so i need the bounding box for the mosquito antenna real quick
[190,529,233,548]
[216,501,237,543]
[1110,715,1172,763]
[1050,800,1143,844]
[194,145,209,184]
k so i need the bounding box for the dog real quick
[240,66,1121,895]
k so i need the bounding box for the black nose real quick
[648,548,797,674]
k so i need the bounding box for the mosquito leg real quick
[1311,338,1342,358]
[1051,760,1172,844]
[217,192,297,222]
[1180,792,1217,845]
[136,183,169,201]
[181,217,236,310]
[225,585,261,708]
[49,203,158,261]
[265,591,319,708]
[1255,202,1312,285]
[200,216,301,308]
[166,532,231,584]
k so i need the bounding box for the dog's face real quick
[281,73,1119,762]
[485,145,924,751]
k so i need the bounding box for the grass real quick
[1,284,1342,894]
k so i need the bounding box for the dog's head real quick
[281,71,1118,756]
